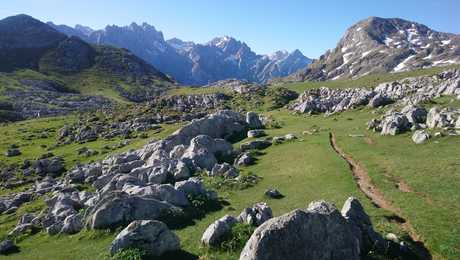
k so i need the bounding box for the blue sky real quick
[1,0,459,58]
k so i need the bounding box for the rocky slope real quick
[49,22,311,85]
[289,68,460,115]
[293,17,460,81]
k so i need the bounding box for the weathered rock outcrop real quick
[290,69,460,115]
[86,191,182,229]
[110,220,180,256]
[240,198,391,260]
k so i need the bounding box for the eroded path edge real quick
[328,132,432,260]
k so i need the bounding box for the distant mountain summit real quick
[49,23,311,85]
[0,15,172,101]
[0,14,67,71]
[293,16,460,81]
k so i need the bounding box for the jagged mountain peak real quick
[208,35,236,46]
[267,50,289,60]
[74,24,94,36]
[293,16,460,81]
[51,21,311,85]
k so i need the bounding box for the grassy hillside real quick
[0,102,458,259]
[0,67,459,259]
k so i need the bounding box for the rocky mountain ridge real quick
[0,14,175,121]
[48,22,311,85]
[293,16,460,81]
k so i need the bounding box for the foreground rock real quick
[240,198,393,260]
[110,220,180,256]
[201,215,238,247]
[202,202,273,248]
[86,191,182,229]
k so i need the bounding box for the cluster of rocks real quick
[201,202,273,247]
[0,110,271,256]
[289,69,460,115]
[0,192,33,215]
[203,79,265,95]
[240,197,414,260]
[149,93,230,113]
[4,79,113,120]
[368,105,460,143]
[57,116,163,144]
[0,155,66,189]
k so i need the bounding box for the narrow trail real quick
[328,132,432,260]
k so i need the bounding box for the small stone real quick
[0,240,18,255]
[5,149,21,157]
[412,130,430,144]
[265,188,284,199]
[247,129,265,138]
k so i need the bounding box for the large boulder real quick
[60,213,83,234]
[341,197,386,254]
[86,191,182,229]
[401,105,427,124]
[110,220,180,256]
[174,177,213,199]
[180,135,233,171]
[426,107,450,129]
[163,110,247,152]
[239,201,361,260]
[368,94,392,108]
[124,184,189,207]
[380,113,410,135]
[201,215,238,247]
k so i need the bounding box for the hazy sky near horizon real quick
[2,0,459,58]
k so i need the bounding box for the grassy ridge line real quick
[277,64,460,93]
[164,65,460,97]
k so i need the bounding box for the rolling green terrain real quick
[0,67,459,260]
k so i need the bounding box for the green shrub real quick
[112,248,145,260]
[220,223,255,252]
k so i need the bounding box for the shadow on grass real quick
[146,250,198,260]
[162,197,227,230]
